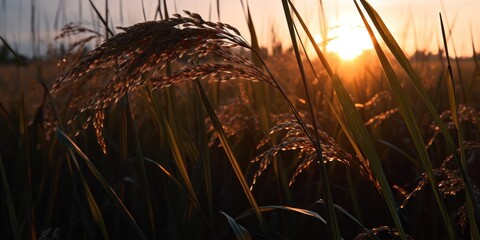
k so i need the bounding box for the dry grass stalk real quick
[50,11,274,153]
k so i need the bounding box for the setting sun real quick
[323,24,373,60]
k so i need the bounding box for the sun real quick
[321,24,373,61]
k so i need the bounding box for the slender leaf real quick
[194,79,269,237]
[124,95,156,237]
[220,211,252,240]
[0,154,21,240]
[331,73,407,239]
[359,0,479,233]
[314,199,369,232]
[70,154,109,240]
[356,3,456,238]
[440,13,480,238]
[146,88,202,210]
[236,205,326,224]
[285,0,365,167]
[56,129,147,240]
[280,1,340,239]
[89,0,114,37]
[286,0,406,239]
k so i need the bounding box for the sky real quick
[0,0,479,58]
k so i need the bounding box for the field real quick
[1,0,480,239]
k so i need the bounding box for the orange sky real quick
[0,0,478,57]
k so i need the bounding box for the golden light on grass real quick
[319,23,373,61]
[2,0,480,238]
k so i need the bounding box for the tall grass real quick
[0,0,479,239]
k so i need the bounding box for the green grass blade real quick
[357,0,461,172]
[440,14,459,130]
[359,0,479,233]
[236,205,326,224]
[355,3,456,238]
[445,68,458,127]
[440,14,480,238]
[242,0,293,203]
[194,79,269,237]
[242,1,272,136]
[285,0,365,165]
[330,73,407,240]
[84,189,108,240]
[220,211,252,240]
[145,88,201,209]
[191,82,215,224]
[0,154,21,240]
[123,96,156,238]
[56,129,147,240]
[70,154,110,240]
[376,140,418,167]
[21,93,38,239]
[286,3,407,234]
[143,157,201,209]
[313,199,369,231]
[280,1,340,239]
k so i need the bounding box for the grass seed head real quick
[50,12,274,152]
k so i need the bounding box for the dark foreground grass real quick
[1,1,480,239]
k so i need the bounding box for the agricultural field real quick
[1,0,479,239]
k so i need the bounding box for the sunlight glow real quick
[324,24,373,61]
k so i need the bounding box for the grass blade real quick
[146,86,212,231]
[285,1,407,238]
[440,13,458,129]
[124,95,156,238]
[88,0,114,37]
[143,157,202,210]
[243,2,272,136]
[21,93,37,240]
[355,3,456,238]
[56,129,147,240]
[440,13,480,238]
[286,2,370,185]
[70,154,110,240]
[313,199,369,231]
[358,0,479,233]
[220,211,252,240]
[331,73,408,239]
[242,0,293,203]
[236,205,326,224]
[194,79,269,237]
[145,88,202,210]
[358,0,460,174]
[280,1,340,239]
[0,154,21,240]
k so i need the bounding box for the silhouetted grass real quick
[0,1,479,239]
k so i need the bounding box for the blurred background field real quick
[0,0,480,239]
